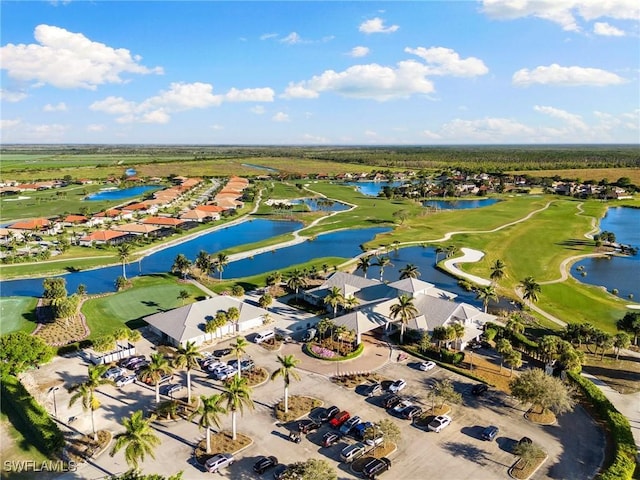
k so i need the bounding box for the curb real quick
[508,454,548,480]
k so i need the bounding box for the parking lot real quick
[21,333,604,480]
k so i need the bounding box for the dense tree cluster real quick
[0,332,54,376]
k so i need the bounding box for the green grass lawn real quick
[0,412,53,480]
[0,297,38,334]
[81,274,207,338]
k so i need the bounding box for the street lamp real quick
[49,386,60,418]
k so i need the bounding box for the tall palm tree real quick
[324,286,345,318]
[374,255,393,282]
[230,336,249,379]
[489,259,506,284]
[505,317,525,335]
[519,276,541,306]
[138,353,173,404]
[68,364,110,441]
[221,376,254,440]
[117,243,132,280]
[195,250,213,274]
[399,264,420,280]
[226,307,240,334]
[389,294,419,344]
[171,253,192,279]
[173,341,201,404]
[110,410,160,471]
[450,322,465,350]
[434,246,445,265]
[286,269,308,300]
[356,255,372,279]
[343,295,360,312]
[189,394,226,453]
[213,252,229,280]
[270,354,301,413]
[475,285,498,313]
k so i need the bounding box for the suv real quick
[363,457,391,479]
[316,405,339,423]
[205,453,234,473]
[481,425,499,441]
[302,328,317,342]
[382,394,401,409]
[253,455,278,474]
[363,383,382,397]
[329,411,350,428]
[321,432,340,447]
[339,415,361,435]
[340,442,368,463]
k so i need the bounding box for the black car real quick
[363,457,391,479]
[297,418,321,434]
[253,455,278,474]
[213,348,232,358]
[317,405,339,423]
[363,382,382,397]
[401,405,423,420]
[119,355,145,369]
[382,394,401,409]
[472,384,489,396]
[272,464,291,480]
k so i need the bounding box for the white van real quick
[254,330,275,344]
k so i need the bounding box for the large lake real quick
[85,186,160,202]
[345,181,405,197]
[423,198,500,210]
[572,207,640,300]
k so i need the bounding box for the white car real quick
[115,374,137,387]
[103,367,126,379]
[205,453,234,473]
[428,415,452,433]
[392,399,412,414]
[419,361,436,371]
[388,379,407,393]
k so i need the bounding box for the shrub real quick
[92,335,116,353]
[567,372,636,480]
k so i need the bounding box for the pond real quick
[423,198,500,210]
[85,186,160,202]
[241,163,279,173]
[0,219,301,297]
[292,198,350,212]
[572,207,640,300]
[345,181,405,197]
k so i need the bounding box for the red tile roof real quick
[80,230,128,242]
[10,218,51,230]
[142,217,185,226]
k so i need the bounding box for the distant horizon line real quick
[2,143,639,148]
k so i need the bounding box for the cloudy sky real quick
[1,1,638,144]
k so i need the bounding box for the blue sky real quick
[1,1,638,144]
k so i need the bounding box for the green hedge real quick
[303,342,364,361]
[567,372,636,480]
[1,374,64,456]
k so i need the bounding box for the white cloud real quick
[260,33,278,40]
[0,119,21,129]
[91,82,274,123]
[440,117,536,142]
[422,130,442,140]
[86,124,105,132]
[301,133,330,143]
[512,64,626,86]
[280,32,303,45]
[43,102,68,112]
[0,121,68,142]
[405,47,489,77]
[250,105,266,115]
[359,17,399,34]
[349,46,370,58]
[0,89,28,102]
[272,112,290,122]
[534,105,588,129]
[593,22,625,36]
[481,0,640,32]
[0,24,163,90]
[211,124,224,130]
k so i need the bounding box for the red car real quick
[329,411,350,428]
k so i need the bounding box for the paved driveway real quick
[22,338,604,480]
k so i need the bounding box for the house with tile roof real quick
[79,230,131,246]
[9,218,61,235]
[141,216,185,227]
[180,208,220,222]
[111,223,162,236]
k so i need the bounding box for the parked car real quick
[212,366,236,380]
[302,328,317,342]
[329,411,350,428]
[392,399,412,414]
[254,330,275,344]
[388,379,407,393]
[353,421,373,440]
[103,367,126,380]
[418,361,436,371]
[401,405,423,420]
[317,405,339,423]
[363,457,391,479]
[204,453,234,473]
[340,442,368,463]
[339,415,361,435]
[272,464,290,480]
[365,433,384,447]
[253,455,278,474]
[363,382,382,397]
[428,415,452,433]
[206,361,225,372]
[297,419,321,434]
[482,425,499,441]
[140,373,172,385]
[160,383,183,396]
[240,359,255,371]
[213,348,232,358]
[131,360,150,372]
[382,394,401,409]
[472,384,489,396]
[115,374,137,387]
[119,355,145,369]
[321,432,340,447]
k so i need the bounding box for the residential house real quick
[79,230,131,246]
[9,218,61,236]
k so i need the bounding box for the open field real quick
[0,297,38,334]
[510,167,640,186]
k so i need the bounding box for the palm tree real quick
[450,322,465,350]
[519,276,541,306]
[230,336,249,380]
[195,250,213,274]
[171,253,192,279]
[490,259,506,284]
[374,255,393,282]
[213,252,229,280]
[178,289,190,305]
[324,286,345,318]
[117,243,132,280]
[68,364,110,441]
[110,410,160,471]
[189,394,226,453]
[506,317,525,335]
[317,318,333,341]
[356,255,372,279]
[270,354,301,413]
[399,264,420,280]
[286,269,308,300]
[389,294,418,344]
[475,285,498,313]
[138,353,173,404]
[505,349,522,377]
[226,306,240,333]
[434,246,445,265]
[221,376,254,440]
[173,341,201,404]
[343,295,360,312]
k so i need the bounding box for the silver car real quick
[205,453,234,473]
